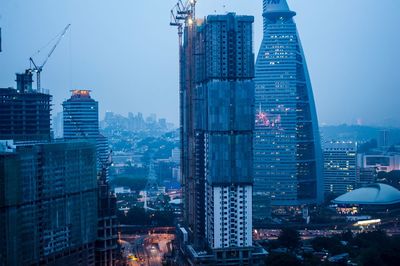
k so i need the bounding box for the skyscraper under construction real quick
[171,2,267,264]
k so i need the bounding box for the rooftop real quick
[263,0,296,18]
[333,183,400,205]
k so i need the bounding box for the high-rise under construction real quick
[171,2,267,264]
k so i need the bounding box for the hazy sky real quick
[1,0,399,127]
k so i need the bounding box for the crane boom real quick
[41,24,71,70]
[29,24,71,92]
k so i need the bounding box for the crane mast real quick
[29,24,71,92]
[169,0,198,241]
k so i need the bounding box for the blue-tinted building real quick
[176,11,267,265]
[63,90,99,139]
[62,90,117,265]
[0,140,98,266]
[0,71,51,142]
[324,141,357,196]
[254,0,323,216]
[196,14,255,250]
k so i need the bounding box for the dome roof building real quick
[333,183,400,205]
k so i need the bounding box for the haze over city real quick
[3,0,400,265]
[1,0,399,126]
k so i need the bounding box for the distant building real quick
[0,141,98,266]
[357,153,400,173]
[377,129,400,148]
[170,147,180,164]
[114,187,132,194]
[52,111,64,139]
[62,90,110,170]
[172,167,181,182]
[357,167,377,188]
[62,90,117,266]
[0,71,51,142]
[63,90,99,139]
[324,141,357,196]
[147,113,157,124]
[155,159,175,182]
[253,0,323,214]
[333,183,400,215]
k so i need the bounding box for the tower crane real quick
[29,24,71,92]
[170,0,197,44]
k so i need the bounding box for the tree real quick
[311,236,346,255]
[278,228,300,250]
[266,253,301,266]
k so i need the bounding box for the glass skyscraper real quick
[254,0,323,217]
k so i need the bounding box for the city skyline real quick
[1,0,400,127]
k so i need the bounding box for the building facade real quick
[62,89,117,266]
[0,141,98,266]
[63,90,99,139]
[323,141,357,196]
[196,14,255,250]
[254,0,323,215]
[358,153,400,173]
[0,71,51,142]
[176,11,267,265]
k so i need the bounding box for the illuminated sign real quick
[256,111,281,128]
[256,104,291,129]
[71,90,91,96]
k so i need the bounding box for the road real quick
[121,233,175,266]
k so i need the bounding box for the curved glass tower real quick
[254,0,323,217]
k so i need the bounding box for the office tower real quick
[175,11,267,265]
[377,129,400,148]
[0,71,51,141]
[323,141,357,196]
[53,111,64,139]
[0,140,98,266]
[254,0,323,216]
[63,90,99,139]
[357,167,377,188]
[63,90,109,170]
[62,89,117,266]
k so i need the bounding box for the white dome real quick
[333,183,400,205]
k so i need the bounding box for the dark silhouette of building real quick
[0,140,98,266]
[0,71,51,141]
[62,90,118,266]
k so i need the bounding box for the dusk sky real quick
[1,0,399,127]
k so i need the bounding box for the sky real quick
[0,0,400,127]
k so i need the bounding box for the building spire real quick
[263,0,296,18]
